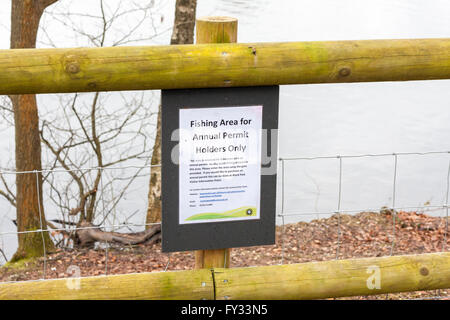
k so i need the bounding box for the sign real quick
[162,86,278,252]
[179,105,262,224]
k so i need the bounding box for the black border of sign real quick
[161,86,279,252]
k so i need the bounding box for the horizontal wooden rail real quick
[1,38,450,95]
[0,252,448,299]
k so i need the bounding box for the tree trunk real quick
[9,0,58,262]
[146,0,197,225]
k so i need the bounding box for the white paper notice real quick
[179,105,262,224]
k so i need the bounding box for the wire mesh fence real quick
[0,150,449,300]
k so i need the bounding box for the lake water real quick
[1,0,449,263]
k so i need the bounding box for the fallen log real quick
[76,221,161,247]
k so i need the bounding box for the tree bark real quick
[146,0,197,225]
[9,0,58,262]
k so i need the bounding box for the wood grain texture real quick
[0,268,213,300]
[213,252,450,300]
[1,38,450,94]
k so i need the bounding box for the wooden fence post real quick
[194,16,238,269]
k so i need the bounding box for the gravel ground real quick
[1,210,449,300]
